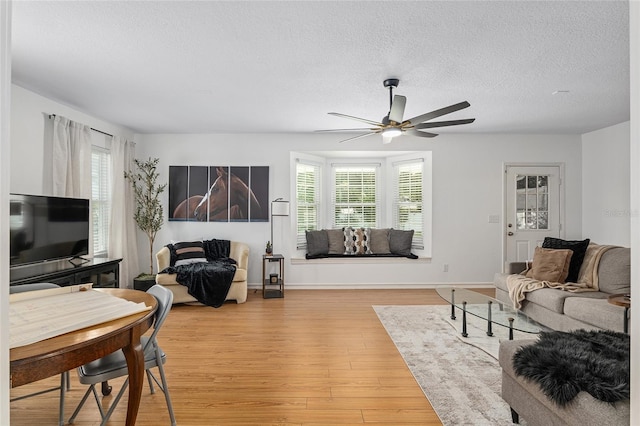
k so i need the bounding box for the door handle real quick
[507,231,514,236]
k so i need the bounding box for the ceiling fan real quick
[317,79,475,144]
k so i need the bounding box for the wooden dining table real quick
[10,288,158,425]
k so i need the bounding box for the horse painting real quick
[172,167,262,221]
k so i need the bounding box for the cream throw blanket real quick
[506,244,618,309]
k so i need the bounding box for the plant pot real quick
[133,275,156,292]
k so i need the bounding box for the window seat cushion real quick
[305,252,418,260]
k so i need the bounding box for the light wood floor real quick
[10,288,493,425]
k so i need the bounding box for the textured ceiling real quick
[11,1,630,135]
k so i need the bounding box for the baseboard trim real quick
[247,282,494,290]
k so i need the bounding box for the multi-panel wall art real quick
[169,166,269,222]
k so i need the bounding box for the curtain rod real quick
[48,114,113,138]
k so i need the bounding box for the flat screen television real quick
[9,194,90,267]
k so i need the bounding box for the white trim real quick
[501,162,566,272]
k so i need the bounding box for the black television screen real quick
[9,194,90,266]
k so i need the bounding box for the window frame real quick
[292,151,432,257]
[91,145,111,257]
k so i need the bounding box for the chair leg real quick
[68,385,95,424]
[99,378,130,426]
[155,354,177,426]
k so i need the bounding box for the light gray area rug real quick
[374,305,532,426]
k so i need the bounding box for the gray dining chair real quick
[68,284,176,425]
[9,282,69,426]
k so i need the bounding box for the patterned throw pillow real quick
[343,227,356,255]
[343,227,372,255]
[173,240,208,266]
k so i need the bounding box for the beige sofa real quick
[155,241,249,304]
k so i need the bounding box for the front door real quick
[504,165,562,270]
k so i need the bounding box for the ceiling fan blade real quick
[407,129,438,138]
[415,118,476,129]
[328,112,383,127]
[405,101,471,125]
[388,95,406,123]
[338,132,378,143]
[315,128,379,132]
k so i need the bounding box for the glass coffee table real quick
[436,287,546,340]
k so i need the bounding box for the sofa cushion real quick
[542,237,590,283]
[305,230,329,256]
[597,247,631,295]
[525,288,609,314]
[173,241,208,266]
[563,297,628,332]
[325,229,345,254]
[525,247,572,283]
[369,228,391,254]
[389,229,414,256]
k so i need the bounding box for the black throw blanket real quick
[162,239,237,308]
[513,329,630,406]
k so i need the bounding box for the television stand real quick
[10,258,122,289]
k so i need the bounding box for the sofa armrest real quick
[508,262,528,275]
[156,246,171,272]
[230,241,250,271]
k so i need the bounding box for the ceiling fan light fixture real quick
[382,127,402,138]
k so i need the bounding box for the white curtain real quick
[109,136,139,288]
[51,115,92,198]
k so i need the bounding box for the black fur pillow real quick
[542,237,590,283]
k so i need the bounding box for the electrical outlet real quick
[443,264,449,272]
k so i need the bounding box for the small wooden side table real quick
[607,293,631,333]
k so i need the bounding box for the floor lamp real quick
[270,198,290,254]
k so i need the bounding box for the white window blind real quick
[332,165,379,228]
[91,147,111,256]
[393,160,424,248]
[296,161,321,249]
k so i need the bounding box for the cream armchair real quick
[155,241,249,304]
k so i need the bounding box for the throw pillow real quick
[370,228,391,254]
[173,240,208,267]
[526,247,573,283]
[325,229,345,254]
[352,227,372,255]
[343,227,356,255]
[389,229,414,256]
[305,230,329,256]
[542,237,590,283]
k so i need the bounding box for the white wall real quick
[581,121,631,245]
[0,1,12,423]
[10,84,135,195]
[629,2,639,424]
[135,132,584,288]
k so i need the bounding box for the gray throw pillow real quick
[305,230,329,256]
[370,228,391,254]
[325,229,345,254]
[389,229,414,256]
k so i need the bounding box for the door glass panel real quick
[516,174,550,230]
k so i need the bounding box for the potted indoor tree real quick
[124,157,167,290]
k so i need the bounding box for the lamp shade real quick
[271,199,290,216]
